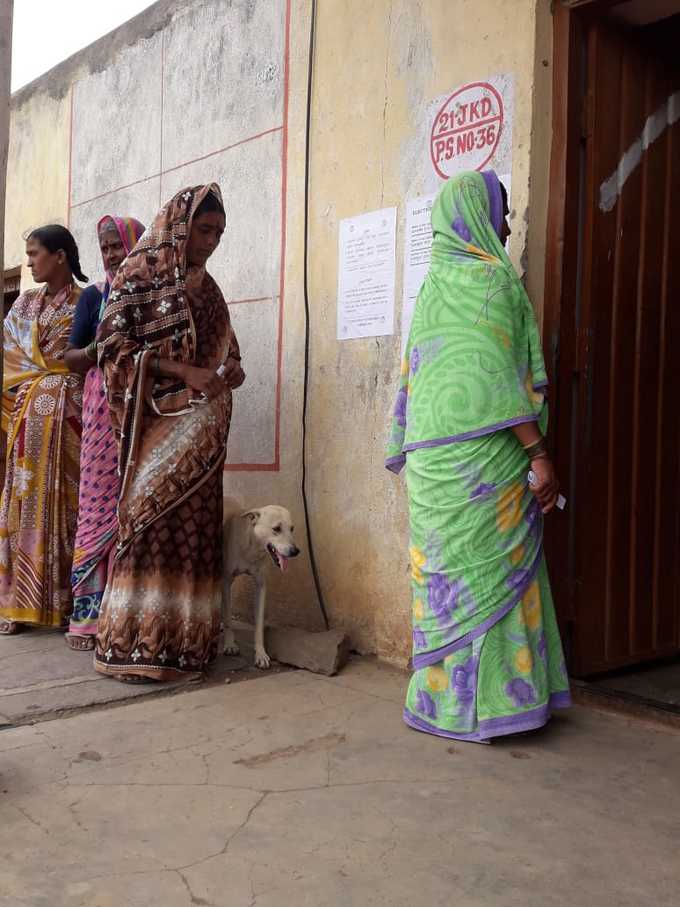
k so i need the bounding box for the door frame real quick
[541,3,586,666]
[542,1,680,674]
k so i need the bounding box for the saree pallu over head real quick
[385,170,547,475]
[97,183,239,548]
[94,184,238,679]
[385,171,553,675]
[97,214,146,290]
[0,285,83,625]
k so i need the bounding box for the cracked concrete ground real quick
[1,658,679,907]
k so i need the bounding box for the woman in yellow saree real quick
[0,226,87,633]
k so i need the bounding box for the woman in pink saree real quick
[63,215,145,650]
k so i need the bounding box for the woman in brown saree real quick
[94,184,244,682]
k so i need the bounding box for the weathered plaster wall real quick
[303,0,553,663]
[4,89,71,284]
[525,0,555,324]
[3,0,552,665]
[1,0,12,286]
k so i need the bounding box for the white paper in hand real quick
[527,470,566,511]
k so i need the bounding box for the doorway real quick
[544,2,680,681]
[2,267,21,317]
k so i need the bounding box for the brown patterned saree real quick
[94,185,239,681]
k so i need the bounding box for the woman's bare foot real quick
[65,633,95,651]
[0,619,22,635]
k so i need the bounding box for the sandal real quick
[0,619,22,635]
[65,633,95,651]
[118,674,155,685]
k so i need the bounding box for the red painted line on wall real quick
[70,173,162,211]
[227,296,273,306]
[224,0,291,474]
[69,126,285,211]
[224,462,281,472]
[161,125,285,181]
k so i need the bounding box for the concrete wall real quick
[302,0,553,662]
[1,0,12,292]
[4,78,71,285]
[3,0,553,665]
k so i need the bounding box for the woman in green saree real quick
[386,170,570,742]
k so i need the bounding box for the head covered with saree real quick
[385,169,547,474]
[97,215,146,286]
[97,183,231,489]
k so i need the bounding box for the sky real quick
[11,0,156,91]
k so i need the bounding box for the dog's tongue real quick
[279,555,288,573]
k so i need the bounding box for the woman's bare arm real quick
[64,343,95,376]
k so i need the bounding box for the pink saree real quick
[68,216,145,638]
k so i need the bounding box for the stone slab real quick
[233,621,350,675]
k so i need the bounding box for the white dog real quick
[222,505,300,668]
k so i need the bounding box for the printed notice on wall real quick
[337,207,397,341]
[401,194,435,354]
[425,74,514,198]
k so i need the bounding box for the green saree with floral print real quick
[386,171,570,742]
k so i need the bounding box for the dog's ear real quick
[241,510,260,524]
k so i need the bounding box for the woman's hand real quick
[64,344,96,377]
[221,356,245,389]
[180,364,226,401]
[529,457,560,514]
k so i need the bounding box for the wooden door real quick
[548,16,680,676]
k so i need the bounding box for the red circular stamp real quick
[430,82,504,180]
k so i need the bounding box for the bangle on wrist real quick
[523,438,549,461]
[85,341,97,361]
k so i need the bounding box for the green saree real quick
[386,171,570,742]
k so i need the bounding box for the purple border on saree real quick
[411,544,543,670]
[384,409,543,475]
[403,708,489,743]
[402,414,539,453]
[482,170,503,235]
[403,690,571,742]
[385,454,406,475]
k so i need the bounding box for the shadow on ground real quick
[0,627,287,729]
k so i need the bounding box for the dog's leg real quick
[253,575,270,669]
[222,578,240,656]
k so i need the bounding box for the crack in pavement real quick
[176,868,215,906]
[12,803,48,835]
[175,792,269,875]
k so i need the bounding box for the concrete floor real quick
[592,660,680,709]
[0,627,282,728]
[1,659,679,907]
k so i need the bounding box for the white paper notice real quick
[337,207,397,341]
[401,194,435,354]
